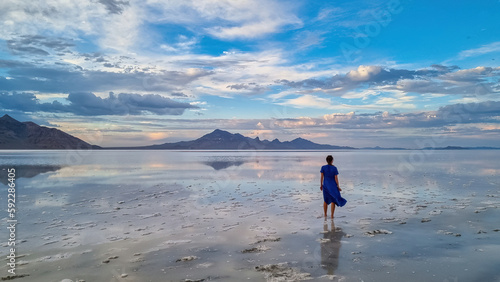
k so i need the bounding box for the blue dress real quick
[321,165,347,207]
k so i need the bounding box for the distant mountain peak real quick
[0,114,100,149]
[137,130,355,150]
[291,137,309,142]
[200,129,233,139]
[205,129,232,136]
[0,114,20,123]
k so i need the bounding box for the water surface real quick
[0,150,499,281]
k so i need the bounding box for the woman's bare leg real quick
[331,204,336,218]
[323,202,328,217]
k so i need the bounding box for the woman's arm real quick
[320,172,324,191]
[335,175,341,191]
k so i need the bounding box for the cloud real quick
[276,65,500,97]
[171,92,188,98]
[279,94,335,109]
[6,45,49,56]
[0,92,198,116]
[458,41,500,59]
[440,66,499,82]
[437,101,500,123]
[0,63,214,93]
[65,92,197,115]
[160,35,199,53]
[277,65,434,94]
[57,99,499,147]
[98,0,130,14]
[293,30,326,50]
[315,7,344,22]
[430,64,459,72]
[146,0,303,40]
[6,35,75,56]
[391,66,500,96]
[81,52,108,63]
[268,101,500,130]
[346,65,382,81]
[1,1,499,121]
[0,1,106,39]
[0,92,40,112]
[341,89,380,100]
[226,83,267,94]
[0,1,140,51]
[374,96,416,109]
[207,20,293,40]
[0,59,32,69]
[1,43,313,100]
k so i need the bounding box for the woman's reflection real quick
[321,219,345,275]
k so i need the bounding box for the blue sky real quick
[0,0,499,148]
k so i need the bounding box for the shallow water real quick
[0,150,499,281]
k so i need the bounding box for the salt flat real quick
[0,150,499,281]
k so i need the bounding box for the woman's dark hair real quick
[326,155,333,164]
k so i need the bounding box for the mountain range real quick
[0,115,352,150]
[1,115,498,150]
[118,129,355,150]
[0,114,99,149]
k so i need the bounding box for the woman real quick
[320,155,347,218]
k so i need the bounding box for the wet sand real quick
[0,150,499,281]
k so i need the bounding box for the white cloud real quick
[322,111,356,123]
[273,116,317,128]
[0,0,106,39]
[279,94,334,109]
[0,0,143,52]
[441,66,499,82]
[315,7,344,22]
[341,89,380,100]
[0,0,301,54]
[207,18,294,39]
[458,41,500,59]
[3,2,499,119]
[375,96,416,109]
[144,0,302,39]
[167,49,335,98]
[99,3,144,51]
[293,30,326,50]
[449,97,481,104]
[346,65,382,81]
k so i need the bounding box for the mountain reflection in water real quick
[0,165,62,185]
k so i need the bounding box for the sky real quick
[0,0,499,148]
